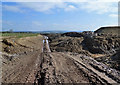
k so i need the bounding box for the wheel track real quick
[64,53,117,84]
[34,36,119,84]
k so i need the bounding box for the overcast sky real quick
[2,1,118,31]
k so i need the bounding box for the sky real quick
[1,1,118,31]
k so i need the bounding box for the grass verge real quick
[1,32,39,38]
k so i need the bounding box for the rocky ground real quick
[1,32,120,84]
[46,32,120,71]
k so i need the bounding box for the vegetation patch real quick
[1,32,39,38]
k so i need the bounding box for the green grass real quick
[1,33,39,38]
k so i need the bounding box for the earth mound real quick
[61,32,83,37]
[45,30,120,71]
[94,26,120,36]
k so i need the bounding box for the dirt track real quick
[2,35,120,84]
[34,36,119,84]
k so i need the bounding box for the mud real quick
[1,34,120,84]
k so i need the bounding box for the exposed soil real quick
[46,32,120,71]
[1,33,120,84]
[2,35,44,83]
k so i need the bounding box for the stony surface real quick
[46,32,120,71]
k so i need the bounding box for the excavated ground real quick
[46,33,120,71]
[1,34,120,84]
[2,35,44,83]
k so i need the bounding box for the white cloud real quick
[19,2,78,13]
[109,14,118,17]
[78,2,118,14]
[17,2,67,13]
[2,1,118,15]
[2,0,120,2]
[20,3,54,13]
[64,5,77,11]
[3,5,24,13]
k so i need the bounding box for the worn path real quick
[34,36,119,84]
[2,36,120,84]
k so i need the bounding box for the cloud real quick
[2,1,118,15]
[2,0,120,2]
[64,5,77,11]
[18,2,66,13]
[109,14,118,17]
[2,2,67,13]
[78,2,117,14]
[19,2,78,13]
[3,5,24,13]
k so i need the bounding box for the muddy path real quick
[34,36,119,84]
[2,35,120,84]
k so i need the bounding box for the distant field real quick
[0,32,39,38]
